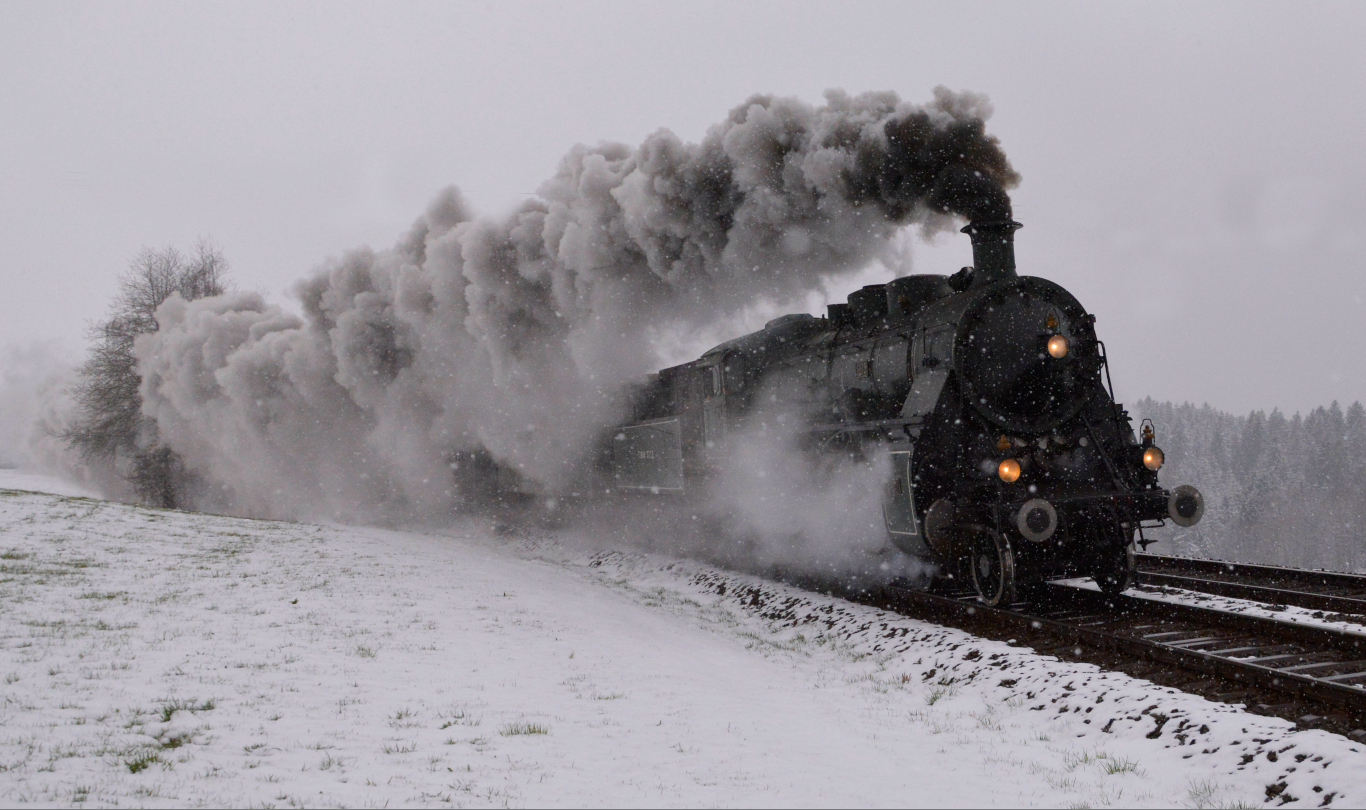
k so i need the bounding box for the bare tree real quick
[62,239,228,508]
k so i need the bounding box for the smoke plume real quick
[0,343,70,468]
[132,87,1017,523]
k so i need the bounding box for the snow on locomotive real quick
[605,218,1204,605]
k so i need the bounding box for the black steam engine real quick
[606,219,1204,605]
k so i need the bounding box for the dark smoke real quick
[851,105,1018,222]
[125,87,1017,522]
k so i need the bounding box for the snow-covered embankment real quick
[1,472,1362,807]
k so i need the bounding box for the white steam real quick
[0,343,64,468]
[704,429,909,578]
[565,423,934,584]
[0,342,123,495]
[130,88,1014,524]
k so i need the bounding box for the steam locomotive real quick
[605,219,1204,605]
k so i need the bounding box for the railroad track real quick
[856,575,1366,740]
[1136,554,1366,617]
[737,550,1366,738]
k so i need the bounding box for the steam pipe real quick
[962,219,1023,287]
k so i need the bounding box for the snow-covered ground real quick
[2,470,1365,808]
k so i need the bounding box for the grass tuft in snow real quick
[124,750,163,774]
[77,591,125,600]
[437,711,480,729]
[157,697,215,722]
[1188,779,1257,809]
[1102,756,1139,775]
[925,684,957,705]
[159,735,186,750]
[499,721,549,736]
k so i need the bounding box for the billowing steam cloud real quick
[133,87,1017,522]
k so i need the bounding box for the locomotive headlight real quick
[1143,446,1165,471]
[998,458,1022,483]
[1047,335,1070,359]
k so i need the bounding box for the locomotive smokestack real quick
[962,219,1023,287]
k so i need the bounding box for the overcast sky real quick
[2,1,1363,416]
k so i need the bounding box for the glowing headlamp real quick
[998,458,1022,483]
[1143,446,1165,471]
[1047,335,1070,359]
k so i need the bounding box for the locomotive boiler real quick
[605,219,1204,605]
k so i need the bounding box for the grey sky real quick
[2,1,1363,415]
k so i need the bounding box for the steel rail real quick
[1138,571,1366,616]
[1056,586,1366,714]
[1136,554,1366,616]
[1137,553,1366,590]
[877,581,1366,723]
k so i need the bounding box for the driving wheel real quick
[1092,530,1136,599]
[969,529,1017,607]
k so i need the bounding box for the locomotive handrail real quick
[1080,411,1130,495]
[1096,339,1118,403]
[1095,338,1137,453]
[807,417,922,437]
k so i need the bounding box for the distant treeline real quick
[1133,398,1366,573]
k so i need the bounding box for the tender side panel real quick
[611,418,685,492]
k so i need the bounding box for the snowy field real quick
[2,471,1365,808]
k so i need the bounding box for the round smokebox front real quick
[956,282,1098,434]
